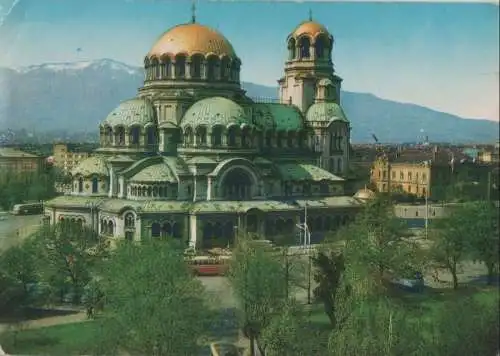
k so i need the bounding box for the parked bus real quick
[11,202,44,215]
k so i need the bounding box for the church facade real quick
[44,13,361,248]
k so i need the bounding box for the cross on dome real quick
[191,0,196,23]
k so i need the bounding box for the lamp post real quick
[296,204,312,304]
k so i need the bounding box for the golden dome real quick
[147,23,237,60]
[291,21,331,39]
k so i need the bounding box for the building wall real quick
[0,148,44,176]
[53,144,91,175]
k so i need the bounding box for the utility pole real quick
[424,189,429,239]
[487,170,492,202]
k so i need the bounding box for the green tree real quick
[228,234,289,355]
[465,201,499,285]
[33,222,108,303]
[430,203,477,289]
[328,297,426,356]
[0,238,43,313]
[94,238,211,356]
[338,195,420,294]
[260,299,315,356]
[430,293,500,355]
[312,251,350,329]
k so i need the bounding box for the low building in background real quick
[0,147,44,176]
[369,145,495,200]
[478,141,499,164]
[52,143,92,175]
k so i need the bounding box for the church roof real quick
[277,163,344,182]
[180,97,252,129]
[306,102,349,123]
[253,103,304,131]
[71,156,109,177]
[129,163,178,183]
[101,98,155,128]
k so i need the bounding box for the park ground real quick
[0,261,497,356]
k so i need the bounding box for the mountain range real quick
[0,58,498,143]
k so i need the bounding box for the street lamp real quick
[296,204,312,304]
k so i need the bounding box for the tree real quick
[312,251,350,329]
[260,299,315,356]
[33,222,108,303]
[430,204,476,289]
[94,238,211,356]
[337,194,420,294]
[228,234,289,356]
[465,201,499,285]
[328,297,427,356]
[0,238,43,313]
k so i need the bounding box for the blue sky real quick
[0,0,498,121]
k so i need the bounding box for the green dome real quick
[129,163,178,183]
[102,98,155,128]
[181,97,252,129]
[71,156,109,177]
[306,102,348,123]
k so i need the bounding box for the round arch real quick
[210,158,262,200]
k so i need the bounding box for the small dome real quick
[291,21,331,40]
[147,23,237,60]
[354,188,376,201]
[129,163,178,183]
[180,97,252,129]
[101,98,155,128]
[306,102,348,123]
[71,156,109,177]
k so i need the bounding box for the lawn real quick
[0,320,99,356]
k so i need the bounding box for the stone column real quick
[206,128,213,148]
[207,177,213,201]
[188,214,197,248]
[185,61,191,79]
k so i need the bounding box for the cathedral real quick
[44,11,362,248]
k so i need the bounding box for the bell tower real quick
[278,13,342,114]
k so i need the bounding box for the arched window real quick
[206,55,218,81]
[146,126,156,146]
[227,126,238,147]
[78,177,84,193]
[151,58,159,79]
[337,158,342,173]
[287,132,294,148]
[241,127,252,148]
[288,38,296,60]
[191,54,203,79]
[163,57,172,78]
[115,126,125,146]
[107,221,114,236]
[220,168,254,200]
[299,36,311,59]
[91,177,98,193]
[161,222,172,237]
[315,36,327,59]
[265,131,273,147]
[151,222,161,237]
[174,55,186,78]
[184,127,194,146]
[211,125,224,146]
[220,56,231,81]
[105,126,113,146]
[195,126,207,145]
[130,126,140,145]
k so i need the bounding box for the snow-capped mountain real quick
[14,58,141,75]
[0,58,498,143]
